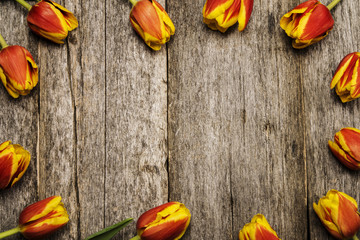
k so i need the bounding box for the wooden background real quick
[1,0,360,239]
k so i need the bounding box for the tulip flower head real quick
[330,52,360,103]
[202,0,254,32]
[18,0,78,44]
[19,196,69,239]
[313,190,360,240]
[129,0,175,51]
[0,141,31,189]
[132,201,191,240]
[27,0,78,44]
[328,127,360,170]
[239,214,281,240]
[0,196,69,240]
[280,0,336,49]
[0,44,38,98]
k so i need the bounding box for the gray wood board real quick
[302,0,360,239]
[104,0,168,239]
[0,2,39,240]
[167,0,306,239]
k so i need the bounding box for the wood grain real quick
[67,0,106,238]
[167,0,307,239]
[302,0,360,239]
[104,0,168,239]
[37,0,78,238]
[0,2,39,240]
[1,0,360,239]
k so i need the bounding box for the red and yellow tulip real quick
[280,0,335,49]
[129,0,175,51]
[0,45,38,98]
[0,141,31,190]
[27,0,78,44]
[330,52,360,103]
[313,190,360,240]
[239,214,281,240]
[328,127,360,170]
[202,0,254,32]
[0,196,69,239]
[134,201,191,240]
[19,196,69,239]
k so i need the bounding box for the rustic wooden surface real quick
[0,0,359,239]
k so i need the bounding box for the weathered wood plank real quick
[67,1,106,238]
[105,1,168,239]
[0,2,39,239]
[37,1,78,239]
[167,0,307,239]
[302,0,360,239]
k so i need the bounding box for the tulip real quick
[0,34,38,98]
[328,128,360,170]
[0,196,69,239]
[0,141,31,189]
[15,0,78,44]
[330,52,360,103]
[130,201,191,240]
[280,0,341,49]
[202,0,254,32]
[313,190,360,240]
[129,0,175,51]
[239,214,281,240]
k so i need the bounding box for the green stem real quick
[327,0,341,10]
[15,0,32,11]
[129,236,141,240]
[353,236,359,240]
[0,227,20,239]
[0,33,8,49]
[129,0,138,6]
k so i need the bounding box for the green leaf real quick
[84,218,134,240]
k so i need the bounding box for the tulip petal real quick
[331,53,357,89]
[239,214,280,240]
[238,0,254,31]
[337,128,360,161]
[0,145,18,189]
[329,140,360,170]
[214,0,241,32]
[9,145,30,187]
[20,203,69,240]
[49,0,78,31]
[19,196,62,225]
[203,0,235,20]
[152,0,175,36]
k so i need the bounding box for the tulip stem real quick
[327,0,341,10]
[0,33,8,49]
[353,236,359,240]
[129,0,138,6]
[15,0,32,11]
[0,227,20,239]
[129,236,141,240]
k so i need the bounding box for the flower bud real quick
[330,52,360,103]
[239,214,281,240]
[313,190,360,240]
[0,141,31,189]
[280,0,334,49]
[136,202,191,240]
[202,0,253,32]
[328,127,360,170]
[130,0,175,51]
[27,0,78,44]
[19,196,69,240]
[0,45,38,98]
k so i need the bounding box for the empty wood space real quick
[0,0,359,239]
